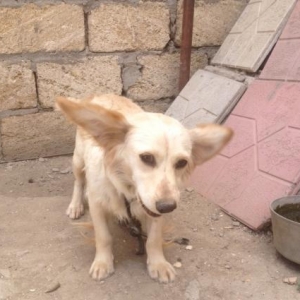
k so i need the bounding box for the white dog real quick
[56,94,232,283]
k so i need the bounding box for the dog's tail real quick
[72,222,95,245]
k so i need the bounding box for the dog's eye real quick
[140,154,156,167]
[175,159,188,169]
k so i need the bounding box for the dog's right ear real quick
[56,97,131,149]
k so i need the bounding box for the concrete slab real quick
[281,0,300,39]
[165,70,246,128]
[212,0,297,72]
[190,80,300,230]
[260,1,300,81]
[260,40,300,81]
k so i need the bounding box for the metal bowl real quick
[270,196,300,264]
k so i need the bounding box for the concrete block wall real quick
[0,0,248,162]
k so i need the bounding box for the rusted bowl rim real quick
[270,196,300,226]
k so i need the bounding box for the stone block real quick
[260,40,300,81]
[212,0,297,72]
[176,0,247,47]
[37,56,122,108]
[0,4,84,54]
[89,3,169,52]
[165,70,246,128]
[190,80,300,230]
[1,111,75,161]
[127,52,208,101]
[281,0,300,39]
[260,2,300,82]
[0,62,37,111]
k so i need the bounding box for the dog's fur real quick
[56,94,233,283]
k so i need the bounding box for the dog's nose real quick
[156,199,177,214]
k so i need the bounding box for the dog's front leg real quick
[88,199,114,280]
[146,217,176,283]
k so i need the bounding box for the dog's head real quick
[57,97,233,218]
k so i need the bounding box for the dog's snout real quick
[155,199,177,214]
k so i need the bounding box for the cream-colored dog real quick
[56,94,232,283]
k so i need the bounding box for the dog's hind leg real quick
[146,217,176,283]
[66,150,85,219]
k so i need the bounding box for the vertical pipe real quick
[179,0,195,92]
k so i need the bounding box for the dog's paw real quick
[66,203,84,219]
[89,259,114,281]
[148,260,176,283]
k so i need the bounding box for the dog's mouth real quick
[137,195,161,218]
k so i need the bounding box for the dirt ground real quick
[1,156,300,300]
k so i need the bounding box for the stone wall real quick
[0,0,248,162]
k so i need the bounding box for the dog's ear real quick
[189,124,233,165]
[56,97,131,149]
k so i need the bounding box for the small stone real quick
[225,265,231,269]
[45,281,61,293]
[28,178,34,183]
[283,277,298,285]
[289,277,297,285]
[224,226,233,229]
[219,233,224,237]
[186,245,193,250]
[232,221,240,227]
[173,261,182,268]
[19,182,23,186]
[211,214,219,221]
[52,168,59,172]
[60,167,71,174]
[39,158,45,162]
[185,187,194,192]
[29,289,36,292]
[16,250,29,257]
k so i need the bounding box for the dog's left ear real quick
[189,124,233,165]
[56,96,131,150]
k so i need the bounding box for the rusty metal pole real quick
[179,0,195,92]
